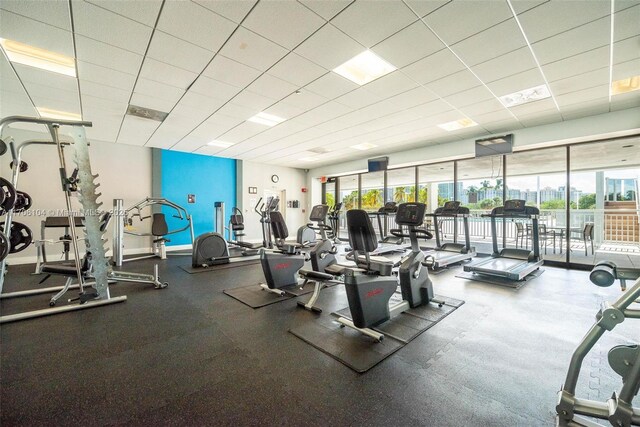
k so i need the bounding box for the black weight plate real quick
[0,232,9,261]
[0,178,17,215]
[0,222,32,253]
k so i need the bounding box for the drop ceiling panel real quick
[12,64,78,92]
[191,118,241,141]
[216,102,261,121]
[473,109,518,124]
[613,59,640,80]
[0,10,74,56]
[85,118,122,142]
[81,79,131,103]
[532,17,610,65]
[295,24,364,70]
[478,118,523,134]
[403,0,449,18]
[146,31,214,74]
[77,61,136,91]
[30,95,81,116]
[202,55,262,89]
[470,47,537,84]
[486,68,545,96]
[405,99,453,118]
[86,0,162,27]
[74,35,144,75]
[242,1,325,50]
[614,4,640,42]
[519,111,563,128]
[610,92,640,111]
[451,19,525,66]
[267,53,327,87]
[263,102,307,120]
[334,87,382,109]
[179,90,227,113]
[561,101,610,121]
[443,85,495,108]
[331,1,417,47]
[246,74,299,100]
[541,45,609,82]
[139,58,198,90]
[422,0,513,45]
[170,134,210,152]
[134,78,185,105]
[117,115,161,146]
[371,21,444,69]
[1,0,71,31]
[157,0,237,51]
[188,76,241,101]
[298,0,351,21]
[550,68,609,96]
[556,86,609,107]
[517,0,610,43]
[294,101,353,125]
[509,98,557,116]
[72,0,153,54]
[279,90,329,111]
[82,95,128,115]
[426,69,480,98]
[305,72,358,99]
[217,121,266,143]
[613,36,640,64]
[23,80,79,107]
[219,27,288,72]
[363,71,418,98]
[460,98,506,117]
[233,90,278,111]
[387,87,439,110]
[193,0,257,24]
[402,49,467,85]
[145,124,190,149]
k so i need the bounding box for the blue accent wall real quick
[159,150,236,246]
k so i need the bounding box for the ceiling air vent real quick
[126,105,168,122]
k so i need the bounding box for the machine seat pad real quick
[299,269,334,281]
[41,264,82,276]
[355,258,394,276]
[325,264,349,275]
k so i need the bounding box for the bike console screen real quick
[395,203,426,226]
[309,204,329,221]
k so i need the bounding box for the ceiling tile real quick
[179,90,227,113]
[157,0,237,51]
[233,90,278,111]
[75,35,144,75]
[556,86,609,107]
[169,102,213,128]
[471,47,537,84]
[561,100,610,121]
[549,68,609,96]
[242,1,325,50]
[280,89,328,111]
[511,0,548,15]
[334,87,382,109]
[451,19,525,66]
[1,0,71,30]
[426,69,480,98]
[470,108,515,124]
[26,80,79,108]
[134,78,185,104]
[139,58,198,90]
[298,0,352,21]
[263,101,305,120]
[218,121,266,143]
[517,0,610,43]
[422,0,513,45]
[509,98,557,116]
[541,45,609,82]
[403,0,449,18]
[216,102,261,120]
[371,21,444,69]
[193,0,257,24]
[459,98,506,116]
[610,92,640,111]
[117,114,161,146]
[191,117,241,140]
[486,68,545,96]
[613,36,640,64]
[294,101,352,125]
[202,55,262,89]
[615,4,640,42]
[145,123,190,149]
[189,75,242,100]
[81,95,128,115]
[443,85,495,108]
[246,74,299,100]
[130,92,178,113]
[363,71,418,98]
[77,61,136,91]
[85,118,122,142]
[387,86,438,110]
[80,79,131,103]
[12,63,77,92]
[147,31,214,73]
[305,72,358,99]
[331,0,417,47]
[0,9,74,56]
[613,58,640,80]
[171,134,210,152]
[518,111,563,128]
[295,24,364,70]
[267,53,327,87]
[86,0,162,27]
[219,27,288,71]
[72,0,153,54]
[402,49,466,84]
[532,17,610,65]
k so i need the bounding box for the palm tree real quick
[362,189,382,210]
[494,178,503,193]
[406,186,416,202]
[394,186,406,203]
[418,187,428,203]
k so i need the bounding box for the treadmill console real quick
[442,201,461,213]
[494,199,540,216]
[309,204,329,222]
[503,199,526,213]
[379,202,398,213]
[395,203,426,226]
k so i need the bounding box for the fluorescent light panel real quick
[499,84,551,107]
[437,118,478,132]
[299,157,319,162]
[611,75,640,95]
[351,143,377,150]
[207,140,234,148]
[333,50,396,86]
[247,112,285,127]
[37,108,81,121]
[0,38,76,77]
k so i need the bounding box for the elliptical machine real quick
[327,202,343,243]
[336,202,442,342]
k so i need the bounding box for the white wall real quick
[0,127,153,264]
[306,107,640,202]
[237,160,308,242]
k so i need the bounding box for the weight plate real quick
[0,221,32,253]
[0,139,6,156]
[0,232,9,261]
[13,191,32,213]
[0,177,17,215]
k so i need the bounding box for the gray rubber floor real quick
[1,257,637,426]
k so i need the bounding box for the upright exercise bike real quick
[336,202,442,342]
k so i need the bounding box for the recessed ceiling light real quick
[207,140,234,148]
[37,107,81,121]
[437,118,478,132]
[611,76,640,95]
[333,50,397,86]
[498,84,551,107]
[247,112,285,127]
[299,157,319,162]
[351,143,377,150]
[0,38,76,77]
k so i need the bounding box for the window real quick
[360,171,384,212]
[386,168,416,204]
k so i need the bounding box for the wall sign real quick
[187,194,196,203]
[248,187,258,194]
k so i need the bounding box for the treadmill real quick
[423,201,476,270]
[463,199,543,284]
[366,202,411,255]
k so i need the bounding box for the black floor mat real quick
[289,294,464,373]
[223,280,319,308]
[179,259,260,274]
[456,269,544,289]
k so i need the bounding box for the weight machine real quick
[112,197,194,266]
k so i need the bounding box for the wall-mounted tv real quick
[368,156,389,172]
[475,134,514,157]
